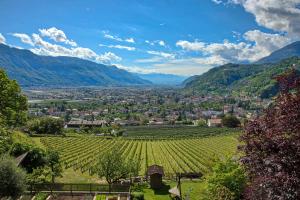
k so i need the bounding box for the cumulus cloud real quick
[0,33,5,44]
[30,33,121,64]
[39,27,77,46]
[103,31,135,43]
[176,40,206,51]
[12,33,34,46]
[214,0,300,38]
[176,30,291,62]
[99,44,136,51]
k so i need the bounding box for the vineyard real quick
[40,134,238,177]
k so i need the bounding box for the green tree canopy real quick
[0,156,26,199]
[93,147,134,192]
[204,157,247,200]
[0,69,28,127]
[222,115,241,128]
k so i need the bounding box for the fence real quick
[28,183,130,194]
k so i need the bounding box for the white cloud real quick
[103,31,135,43]
[153,55,227,75]
[0,33,5,44]
[12,33,34,46]
[212,0,223,4]
[125,38,135,43]
[30,33,121,64]
[39,27,77,47]
[176,30,291,62]
[158,40,166,46]
[145,40,166,47]
[176,40,206,51]
[99,44,136,51]
[147,50,175,59]
[217,0,300,38]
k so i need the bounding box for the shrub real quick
[240,69,300,200]
[204,157,247,200]
[222,115,240,128]
[131,192,144,200]
[27,117,64,135]
[0,156,26,199]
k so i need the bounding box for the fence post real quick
[71,184,73,196]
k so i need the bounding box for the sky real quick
[0,0,299,76]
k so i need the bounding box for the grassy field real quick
[40,132,239,179]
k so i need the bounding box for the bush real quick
[0,156,26,199]
[204,157,247,200]
[34,192,48,200]
[27,117,64,135]
[131,192,144,200]
[222,115,240,128]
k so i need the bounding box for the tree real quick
[46,150,62,184]
[26,117,64,135]
[0,69,28,127]
[222,115,240,128]
[93,147,130,192]
[240,69,300,200]
[204,157,247,200]
[0,156,26,199]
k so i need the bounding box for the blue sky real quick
[0,0,299,75]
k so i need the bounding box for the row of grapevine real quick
[40,134,238,176]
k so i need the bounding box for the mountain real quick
[0,44,151,87]
[136,73,187,85]
[184,57,300,98]
[257,41,300,64]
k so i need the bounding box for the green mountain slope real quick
[184,57,300,98]
[0,44,151,87]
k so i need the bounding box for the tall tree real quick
[0,69,28,127]
[240,69,300,200]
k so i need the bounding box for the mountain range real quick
[0,44,151,87]
[184,41,300,98]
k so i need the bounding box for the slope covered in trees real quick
[184,57,300,98]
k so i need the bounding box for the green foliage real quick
[0,69,28,127]
[26,117,64,135]
[131,192,144,200]
[34,192,48,200]
[0,156,26,199]
[185,57,300,98]
[196,119,207,127]
[93,147,130,190]
[222,115,241,128]
[204,157,247,200]
[10,143,46,173]
[46,150,62,183]
[0,127,12,154]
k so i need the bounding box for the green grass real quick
[135,180,206,200]
[56,168,99,183]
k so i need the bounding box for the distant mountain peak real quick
[256,41,300,64]
[0,44,151,87]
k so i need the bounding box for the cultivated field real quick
[40,133,238,177]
